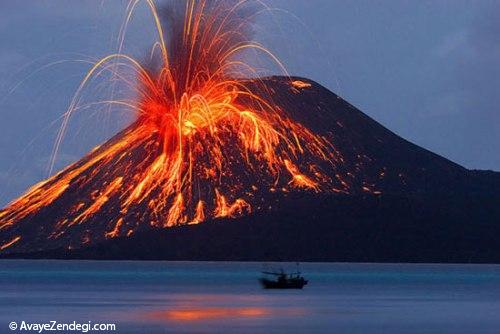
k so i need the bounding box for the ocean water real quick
[0,260,499,334]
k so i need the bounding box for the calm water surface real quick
[0,260,499,333]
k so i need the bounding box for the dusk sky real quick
[0,0,499,205]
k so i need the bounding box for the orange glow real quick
[0,0,346,251]
[291,80,312,89]
[105,218,124,239]
[0,236,21,250]
[284,159,319,191]
[73,177,123,225]
[155,307,270,321]
[189,200,205,224]
[214,189,251,218]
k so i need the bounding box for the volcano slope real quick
[1,76,499,262]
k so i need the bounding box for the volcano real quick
[1,0,499,261]
[1,76,499,261]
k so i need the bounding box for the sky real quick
[0,0,499,205]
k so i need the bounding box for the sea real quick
[0,260,499,334]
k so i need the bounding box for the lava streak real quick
[0,0,341,250]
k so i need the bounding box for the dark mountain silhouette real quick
[1,76,499,262]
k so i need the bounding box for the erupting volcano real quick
[1,0,499,260]
[0,0,353,253]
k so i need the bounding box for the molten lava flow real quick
[0,236,21,251]
[0,0,347,251]
[291,80,312,89]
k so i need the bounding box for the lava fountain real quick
[0,0,350,252]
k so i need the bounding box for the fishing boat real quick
[259,268,308,289]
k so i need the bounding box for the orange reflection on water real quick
[152,307,270,321]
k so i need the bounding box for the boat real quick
[259,268,308,289]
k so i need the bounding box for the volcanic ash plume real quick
[0,0,359,253]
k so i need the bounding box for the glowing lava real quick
[0,0,361,252]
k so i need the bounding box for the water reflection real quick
[152,307,270,321]
[142,293,308,322]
